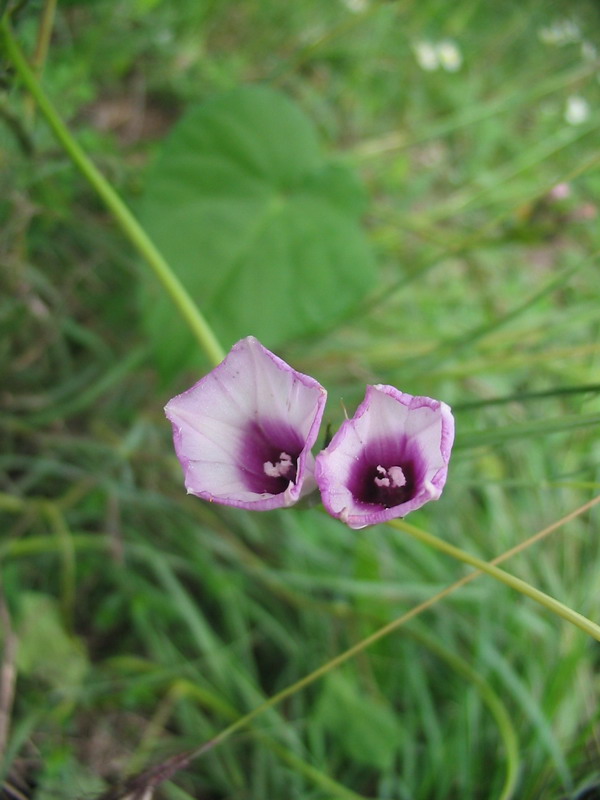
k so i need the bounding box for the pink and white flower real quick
[315,385,454,529]
[165,337,327,511]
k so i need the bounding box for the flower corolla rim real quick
[314,384,455,529]
[165,336,327,511]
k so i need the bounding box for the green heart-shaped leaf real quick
[139,85,376,378]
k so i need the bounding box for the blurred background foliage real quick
[1,0,600,797]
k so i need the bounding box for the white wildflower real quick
[564,95,590,125]
[413,39,462,72]
[340,0,368,12]
[413,40,439,71]
[581,41,598,61]
[538,19,581,46]
[437,39,462,72]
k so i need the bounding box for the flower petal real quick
[315,384,454,529]
[165,336,327,510]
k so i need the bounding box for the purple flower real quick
[315,385,454,529]
[165,337,327,511]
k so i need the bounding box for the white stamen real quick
[264,452,294,478]
[388,466,406,488]
[374,465,390,487]
[373,464,406,489]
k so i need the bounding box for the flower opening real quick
[315,384,454,529]
[165,336,327,511]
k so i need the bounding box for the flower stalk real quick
[96,495,600,800]
[391,517,600,642]
[0,13,225,367]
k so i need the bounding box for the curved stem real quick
[22,495,600,800]
[409,626,519,800]
[96,577,490,799]
[192,496,600,764]
[0,14,225,367]
[390,513,600,642]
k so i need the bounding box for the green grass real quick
[2,0,600,798]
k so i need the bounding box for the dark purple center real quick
[240,419,303,495]
[347,437,424,509]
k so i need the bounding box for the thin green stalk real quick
[271,0,401,84]
[132,682,368,800]
[390,517,600,642]
[42,503,76,634]
[454,383,600,411]
[409,626,519,800]
[0,14,225,367]
[182,495,600,760]
[30,0,56,73]
[37,495,600,799]
[97,579,493,800]
[455,412,600,450]
[24,0,57,122]
[352,59,600,160]
[398,254,595,378]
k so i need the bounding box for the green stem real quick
[30,0,57,73]
[23,496,600,800]
[409,626,519,800]
[42,502,76,634]
[0,14,225,367]
[197,499,600,762]
[23,0,57,123]
[390,518,600,642]
[184,582,486,759]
